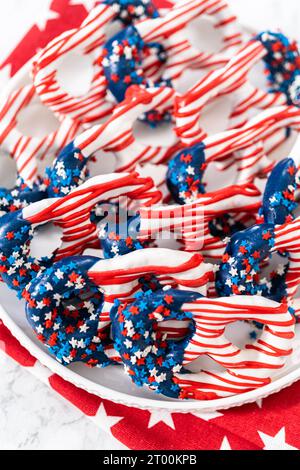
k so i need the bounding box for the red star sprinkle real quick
[232,285,240,294]
[263,231,272,240]
[124,75,132,84]
[287,165,296,176]
[129,306,139,315]
[222,253,229,263]
[6,232,14,240]
[164,295,173,305]
[180,153,192,164]
[69,272,79,283]
[66,326,75,334]
[111,73,119,82]
[48,333,58,347]
[125,237,133,247]
[28,299,36,308]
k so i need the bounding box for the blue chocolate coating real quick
[216,159,299,301]
[25,256,113,367]
[111,289,201,398]
[100,214,145,258]
[256,31,300,105]
[209,216,246,239]
[167,142,250,240]
[102,25,170,125]
[216,223,279,297]
[0,210,45,294]
[262,158,297,225]
[0,176,46,216]
[45,141,89,198]
[103,26,145,103]
[167,142,206,204]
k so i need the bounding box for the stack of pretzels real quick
[1,0,300,401]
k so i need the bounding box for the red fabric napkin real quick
[0,0,300,450]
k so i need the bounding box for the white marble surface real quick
[1,0,300,451]
[0,351,126,450]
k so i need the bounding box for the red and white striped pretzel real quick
[111,289,295,398]
[216,120,298,180]
[0,171,161,295]
[26,172,160,260]
[138,183,261,257]
[23,248,214,364]
[31,0,165,124]
[87,247,214,333]
[71,86,178,172]
[175,295,295,399]
[227,106,300,185]
[168,105,300,207]
[174,38,288,146]
[0,84,79,185]
[134,163,170,203]
[136,0,242,82]
[32,0,241,123]
[31,3,134,124]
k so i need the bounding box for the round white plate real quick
[1,20,300,413]
[1,285,300,413]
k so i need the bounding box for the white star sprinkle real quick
[69,338,78,349]
[79,324,89,333]
[54,269,64,280]
[186,165,195,175]
[36,325,44,334]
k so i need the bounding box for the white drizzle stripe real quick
[174,296,294,399]
[22,172,160,260]
[0,84,79,185]
[32,3,117,123]
[138,184,260,255]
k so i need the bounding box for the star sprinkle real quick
[101,20,170,125]
[111,289,197,398]
[24,257,112,368]
[257,31,300,105]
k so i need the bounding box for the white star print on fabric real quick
[220,436,232,450]
[258,427,298,450]
[148,410,175,430]
[90,403,123,434]
[0,1,56,59]
[35,2,59,31]
[256,398,263,409]
[191,411,224,421]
